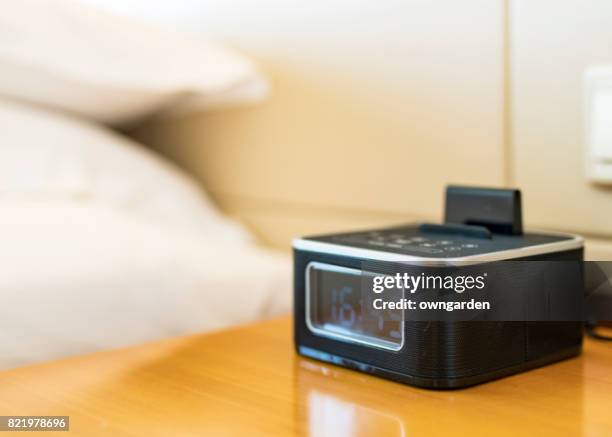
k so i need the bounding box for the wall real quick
[510,0,612,241]
[122,0,612,259]
[132,0,506,246]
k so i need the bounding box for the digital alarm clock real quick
[293,186,584,388]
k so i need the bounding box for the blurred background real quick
[89,0,612,258]
[1,0,611,368]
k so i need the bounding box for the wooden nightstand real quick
[0,317,610,436]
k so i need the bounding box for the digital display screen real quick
[307,263,403,350]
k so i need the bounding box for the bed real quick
[0,1,291,369]
[0,201,290,369]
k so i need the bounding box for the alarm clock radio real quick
[293,186,584,388]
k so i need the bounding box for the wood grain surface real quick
[0,317,610,436]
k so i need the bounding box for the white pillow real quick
[0,0,268,125]
[0,98,251,243]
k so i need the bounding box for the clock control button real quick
[370,238,386,244]
[403,246,443,254]
[412,237,427,243]
[368,240,386,246]
[420,243,436,248]
[385,243,403,248]
[461,243,478,248]
[444,246,461,252]
[394,239,412,244]
[438,240,453,245]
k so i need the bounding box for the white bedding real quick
[0,0,268,125]
[0,201,291,369]
[0,3,288,370]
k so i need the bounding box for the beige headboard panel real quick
[132,0,612,259]
[134,0,506,249]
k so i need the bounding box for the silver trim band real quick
[293,232,584,266]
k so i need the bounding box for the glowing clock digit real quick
[308,262,403,350]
